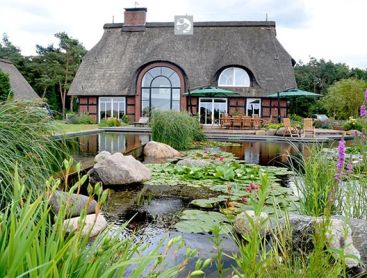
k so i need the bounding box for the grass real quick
[150,111,206,150]
[52,120,99,134]
[0,101,65,206]
[0,164,199,277]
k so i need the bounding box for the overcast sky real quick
[1,0,366,68]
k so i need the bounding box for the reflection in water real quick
[222,141,305,166]
[69,132,150,157]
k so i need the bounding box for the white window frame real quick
[246,98,262,117]
[218,67,250,87]
[198,97,228,125]
[98,97,126,123]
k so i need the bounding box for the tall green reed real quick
[0,162,199,277]
[0,101,65,206]
[150,111,206,150]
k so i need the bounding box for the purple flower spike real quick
[346,162,353,174]
[336,138,346,182]
[360,105,367,118]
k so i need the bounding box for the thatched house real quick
[69,7,296,123]
[0,58,40,101]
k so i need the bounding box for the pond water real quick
[63,132,340,275]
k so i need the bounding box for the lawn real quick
[52,120,99,134]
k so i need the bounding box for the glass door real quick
[199,98,227,125]
[246,98,261,117]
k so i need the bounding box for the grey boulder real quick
[94,151,111,163]
[49,191,97,217]
[63,213,108,237]
[143,141,181,159]
[88,153,151,185]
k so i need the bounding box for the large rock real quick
[285,214,361,268]
[94,151,111,163]
[176,158,210,168]
[49,191,97,217]
[234,210,270,237]
[63,213,108,237]
[143,141,181,159]
[88,153,151,185]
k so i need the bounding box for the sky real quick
[0,0,366,69]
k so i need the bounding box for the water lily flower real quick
[336,138,346,182]
[241,196,248,203]
[219,156,224,161]
[249,183,259,190]
[246,186,252,192]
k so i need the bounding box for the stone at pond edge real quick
[94,151,111,163]
[49,191,97,217]
[176,158,211,167]
[234,210,270,237]
[63,213,108,237]
[88,153,151,185]
[144,141,181,159]
[283,214,361,268]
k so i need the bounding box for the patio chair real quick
[222,115,232,129]
[282,118,299,137]
[303,118,315,137]
[232,116,242,129]
[134,117,149,127]
[253,118,262,130]
[241,116,252,129]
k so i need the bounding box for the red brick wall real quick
[78,97,97,123]
[124,10,146,26]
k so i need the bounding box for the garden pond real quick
[63,132,342,276]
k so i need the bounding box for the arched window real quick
[218,67,250,87]
[141,66,181,115]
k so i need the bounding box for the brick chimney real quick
[124,8,147,26]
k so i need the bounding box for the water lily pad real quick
[175,210,232,234]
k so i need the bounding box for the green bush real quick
[343,117,364,131]
[99,117,122,127]
[0,101,64,205]
[66,112,94,124]
[263,123,283,130]
[290,114,303,127]
[150,111,206,150]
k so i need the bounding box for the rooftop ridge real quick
[104,21,276,29]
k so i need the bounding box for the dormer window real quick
[218,67,250,87]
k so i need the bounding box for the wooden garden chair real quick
[222,115,232,129]
[253,118,262,130]
[282,118,299,137]
[232,116,242,129]
[303,118,315,137]
[241,116,252,129]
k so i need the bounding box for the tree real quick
[321,79,367,119]
[0,33,23,65]
[0,70,11,101]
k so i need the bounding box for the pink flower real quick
[360,105,367,117]
[219,157,224,161]
[246,186,252,192]
[241,196,248,203]
[249,183,259,190]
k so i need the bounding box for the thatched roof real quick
[69,21,296,97]
[0,58,40,100]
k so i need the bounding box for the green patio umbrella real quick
[268,88,321,122]
[186,86,238,97]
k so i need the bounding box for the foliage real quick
[0,101,64,205]
[343,117,364,131]
[0,163,195,277]
[263,123,283,130]
[292,145,338,216]
[120,114,129,124]
[321,79,367,119]
[0,69,12,101]
[99,117,122,127]
[52,120,98,134]
[290,114,303,127]
[66,112,94,124]
[150,111,206,150]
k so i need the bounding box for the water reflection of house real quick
[69,8,296,124]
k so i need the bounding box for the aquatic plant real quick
[0,163,198,277]
[150,111,206,150]
[0,101,64,206]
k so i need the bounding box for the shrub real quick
[263,123,283,130]
[290,114,303,127]
[99,117,122,127]
[150,111,206,150]
[66,112,94,124]
[0,101,64,205]
[343,117,364,131]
